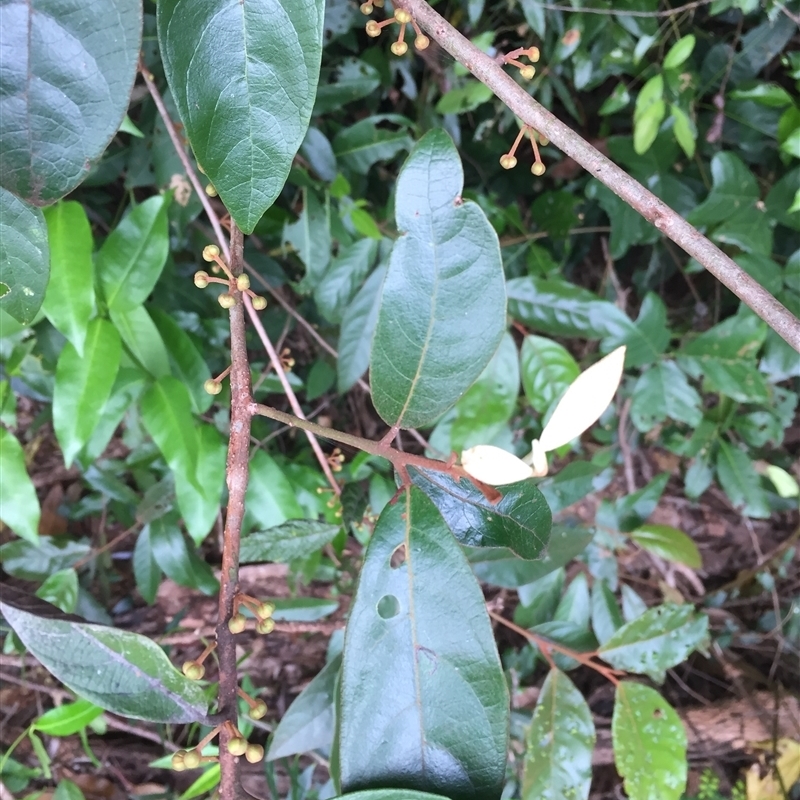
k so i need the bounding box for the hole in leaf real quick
[653,707,664,719]
[390,543,407,569]
[377,594,400,619]
[0,282,9,299]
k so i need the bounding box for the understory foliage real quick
[0,0,798,799]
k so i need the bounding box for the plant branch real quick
[395,0,800,353]
[217,223,249,800]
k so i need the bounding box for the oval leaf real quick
[0,188,49,324]
[0,585,208,723]
[369,130,506,429]
[337,488,509,800]
[0,0,141,203]
[520,335,580,415]
[53,319,122,467]
[240,520,341,564]
[612,682,687,800]
[157,0,324,233]
[34,698,103,737]
[0,427,40,543]
[630,525,702,568]
[522,668,595,800]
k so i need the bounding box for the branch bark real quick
[394,0,800,353]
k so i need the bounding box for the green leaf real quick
[335,793,450,800]
[537,461,614,514]
[96,196,169,312]
[634,99,666,154]
[630,361,702,432]
[240,520,341,564]
[599,604,709,682]
[314,58,381,115]
[435,81,494,114]
[283,188,332,289]
[42,202,95,356]
[0,585,208,723]
[555,573,591,628]
[585,180,657,259]
[243,451,305,533]
[715,440,770,519]
[109,305,171,378]
[370,131,506,429]
[315,239,379,324]
[520,335,580,415]
[663,35,695,69]
[670,106,696,159]
[158,0,324,233]
[53,319,121,468]
[612,682,687,800]
[0,428,40,544]
[332,115,414,175]
[409,467,551,560]
[688,152,759,228]
[149,516,218,595]
[729,83,794,107]
[267,654,340,760]
[140,376,199,488]
[53,780,85,800]
[591,581,624,646]
[133,526,161,605]
[0,537,89,581]
[0,188,49,324]
[522,668,595,800]
[0,0,141,203]
[179,764,220,800]
[338,264,386,393]
[34,699,103,737]
[269,597,338,622]
[630,525,701,568]
[36,568,78,614]
[338,488,508,799]
[599,473,670,533]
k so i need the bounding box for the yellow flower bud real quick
[246,743,265,763]
[236,274,250,291]
[391,40,409,56]
[252,295,267,310]
[218,292,235,309]
[227,736,248,756]
[194,270,209,288]
[202,245,220,262]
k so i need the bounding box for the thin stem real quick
[524,0,714,16]
[394,0,800,353]
[217,223,249,800]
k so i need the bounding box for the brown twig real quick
[394,0,800,353]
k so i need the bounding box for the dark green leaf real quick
[554,573,591,629]
[599,604,709,682]
[585,180,657,259]
[314,58,381,115]
[0,0,141,202]
[133,526,161,605]
[267,654,341,760]
[284,188,331,289]
[315,239,378,324]
[109,305,171,378]
[528,620,598,671]
[515,570,564,629]
[409,466,551,560]
[96,196,169,312]
[370,130,506,429]
[688,152,759,228]
[334,792,450,800]
[630,361,702,432]
[0,188,49,324]
[522,668,595,800]
[53,319,121,467]
[537,462,614,515]
[0,585,208,723]
[599,473,670,533]
[0,537,89,581]
[333,115,414,175]
[716,440,770,519]
[630,525,701,568]
[34,699,103,737]
[241,520,341,564]
[42,202,95,356]
[158,0,324,233]
[149,517,218,595]
[520,335,579,414]
[0,427,40,543]
[591,580,624,646]
[612,682,687,800]
[338,488,508,799]
[301,127,338,182]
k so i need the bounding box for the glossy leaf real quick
[42,202,95,356]
[0,585,208,723]
[158,0,324,233]
[0,187,49,324]
[315,239,378,324]
[34,699,103,737]
[243,451,305,533]
[409,467,551,560]
[522,668,595,800]
[0,427,40,543]
[338,488,508,799]
[599,604,709,682]
[613,682,687,800]
[96,196,169,312]
[53,319,121,467]
[630,525,701,568]
[716,440,770,519]
[520,335,579,415]
[241,520,341,564]
[0,0,141,203]
[149,516,218,595]
[370,130,506,429]
[630,361,702,432]
[109,305,171,379]
[267,654,341,760]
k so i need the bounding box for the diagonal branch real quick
[394,0,800,353]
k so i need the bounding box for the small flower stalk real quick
[231,593,276,636]
[181,641,217,681]
[363,5,429,54]
[194,244,267,310]
[500,46,541,80]
[500,124,549,176]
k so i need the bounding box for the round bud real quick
[204,379,222,396]
[205,183,218,197]
[251,295,267,311]
[415,35,430,50]
[182,661,204,680]
[172,750,187,771]
[528,46,541,62]
[202,245,220,262]
[250,700,268,720]
[183,749,201,769]
[394,9,412,23]
[539,136,550,146]
[256,618,275,635]
[520,66,535,80]
[236,274,250,291]
[245,744,265,764]
[391,40,409,56]
[499,154,517,170]
[227,736,248,756]
[531,162,546,176]
[360,2,373,13]
[365,20,381,37]
[218,292,236,309]
[194,270,209,288]
[228,613,246,634]
[257,602,275,619]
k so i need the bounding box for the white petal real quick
[529,439,549,477]
[538,345,626,453]
[461,445,534,486]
